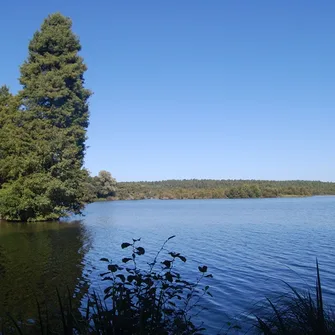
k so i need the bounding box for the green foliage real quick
[0,13,91,221]
[97,236,212,334]
[0,86,12,128]
[83,170,117,201]
[92,170,117,199]
[0,87,23,187]
[80,169,100,203]
[112,179,335,201]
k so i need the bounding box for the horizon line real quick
[116,178,335,183]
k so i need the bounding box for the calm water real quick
[1,197,335,333]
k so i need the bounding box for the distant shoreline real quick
[93,179,335,202]
[94,194,318,202]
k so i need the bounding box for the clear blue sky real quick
[1,1,334,181]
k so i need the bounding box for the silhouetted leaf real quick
[102,276,113,281]
[122,257,132,263]
[143,278,153,287]
[177,255,186,262]
[108,264,118,272]
[121,242,132,249]
[162,260,172,268]
[116,274,125,282]
[104,286,112,294]
[136,247,145,255]
[127,275,135,282]
[165,272,173,282]
[198,265,208,273]
[205,274,213,278]
[100,258,109,262]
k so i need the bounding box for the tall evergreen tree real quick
[0,87,24,188]
[0,13,91,221]
[0,86,13,188]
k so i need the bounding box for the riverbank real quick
[94,179,335,202]
[94,194,312,202]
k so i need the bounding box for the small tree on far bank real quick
[94,170,117,198]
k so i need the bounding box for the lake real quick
[1,197,335,333]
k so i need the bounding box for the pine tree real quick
[0,86,13,188]
[0,87,25,188]
[0,13,91,221]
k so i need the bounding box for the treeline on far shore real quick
[93,179,335,201]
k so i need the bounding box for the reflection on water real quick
[0,221,91,322]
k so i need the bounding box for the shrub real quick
[96,236,213,334]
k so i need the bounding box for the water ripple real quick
[80,197,335,333]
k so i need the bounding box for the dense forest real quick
[108,179,335,201]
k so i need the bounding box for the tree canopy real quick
[0,13,91,221]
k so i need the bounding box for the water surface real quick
[0,221,90,323]
[1,197,335,333]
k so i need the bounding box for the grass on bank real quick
[255,260,335,335]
